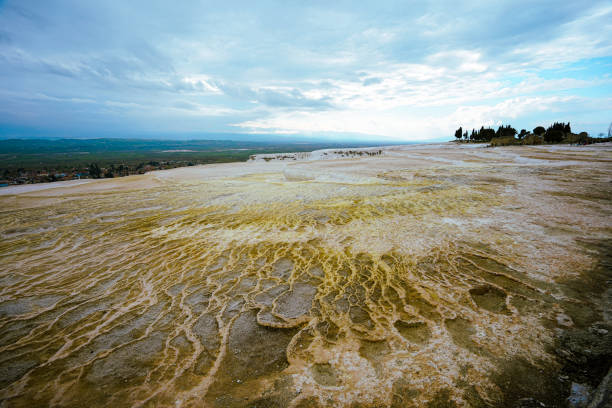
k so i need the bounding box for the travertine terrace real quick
[1,143,611,407]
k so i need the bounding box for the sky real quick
[0,0,611,142]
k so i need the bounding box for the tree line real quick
[453,122,610,146]
[87,160,196,179]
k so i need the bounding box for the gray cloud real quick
[212,80,333,109]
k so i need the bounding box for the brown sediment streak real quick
[1,144,611,407]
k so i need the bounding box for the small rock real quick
[566,382,591,408]
[556,313,574,327]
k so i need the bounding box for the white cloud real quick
[426,50,488,73]
[233,95,586,140]
[180,75,223,94]
[448,96,577,128]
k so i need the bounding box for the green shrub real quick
[544,129,564,143]
[522,134,543,145]
[490,136,520,146]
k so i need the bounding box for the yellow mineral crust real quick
[0,143,611,407]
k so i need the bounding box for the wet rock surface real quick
[226,309,298,382]
[310,363,341,387]
[469,284,510,314]
[0,143,611,406]
[587,367,612,408]
[274,283,317,320]
[394,320,431,344]
[556,323,612,387]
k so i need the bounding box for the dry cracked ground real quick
[0,143,611,407]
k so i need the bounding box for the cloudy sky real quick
[0,0,611,141]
